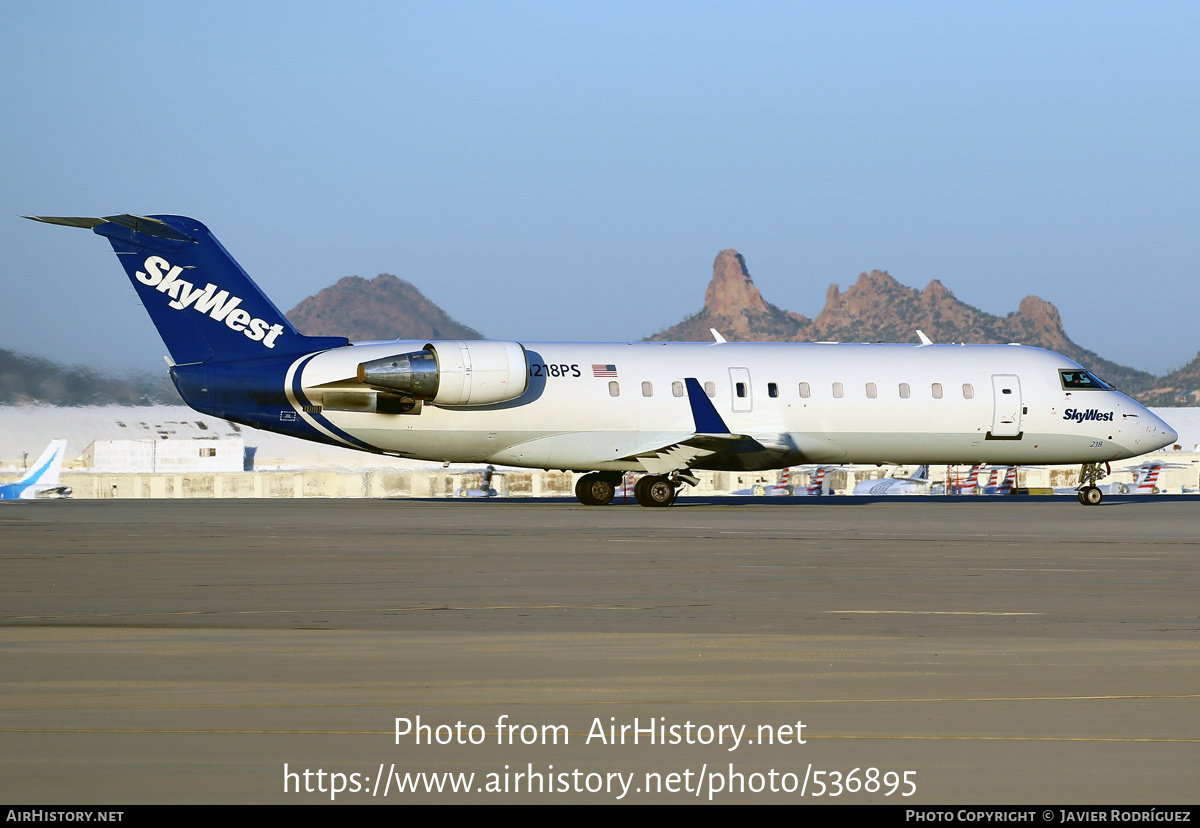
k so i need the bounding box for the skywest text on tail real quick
[26,214,1177,506]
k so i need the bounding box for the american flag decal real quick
[592,364,618,377]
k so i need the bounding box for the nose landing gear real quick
[1075,462,1111,506]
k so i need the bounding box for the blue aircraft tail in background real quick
[0,439,71,500]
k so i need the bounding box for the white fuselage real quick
[292,341,1176,472]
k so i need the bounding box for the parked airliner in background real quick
[979,466,1018,495]
[801,467,830,496]
[1054,462,1183,497]
[852,465,932,496]
[27,214,1178,507]
[0,440,71,500]
[946,464,985,495]
[737,466,797,495]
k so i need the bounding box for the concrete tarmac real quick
[1,496,1198,804]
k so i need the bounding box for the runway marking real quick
[827,610,1042,616]
[0,604,656,620]
[982,568,1116,572]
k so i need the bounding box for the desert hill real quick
[287,274,482,342]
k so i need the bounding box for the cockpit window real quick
[1059,370,1110,390]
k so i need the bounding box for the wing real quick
[618,378,765,474]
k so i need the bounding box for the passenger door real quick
[990,374,1022,437]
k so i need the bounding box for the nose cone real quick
[1112,401,1178,458]
[1153,412,1179,450]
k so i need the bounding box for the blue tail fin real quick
[27,214,347,365]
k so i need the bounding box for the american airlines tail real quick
[1136,464,1162,494]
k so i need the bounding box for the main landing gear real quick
[1076,461,1110,506]
[574,472,621,505]
[633,475,676,507]
[574,472,692,506]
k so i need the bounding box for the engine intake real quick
[357,341,528,406]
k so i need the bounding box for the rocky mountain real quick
[650,250,1160,397]
[1138,353,1200,406]
[287,274,482,342]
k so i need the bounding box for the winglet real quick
[709,328,727,344]
[684,378,730,434]
[915,329,933,345]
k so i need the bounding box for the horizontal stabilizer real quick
[26,214,195,242]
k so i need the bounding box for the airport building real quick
[1,405,1197,499]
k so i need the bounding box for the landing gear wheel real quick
[634,475,676,507]
[575,473,616,506]
[1076,462,1110,506]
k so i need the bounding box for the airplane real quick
[26,214,1178,507]
[735,466,797,495]
[1054,461,1184,497]
[1134,463,1163,494]
[852,464,931,496]
[801,467,829,496]
[1124,462,1194,494]
[0,440,71,500]
[979,465,1017,495]
[945,464,985,495]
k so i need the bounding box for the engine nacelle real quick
[357,340,528,406]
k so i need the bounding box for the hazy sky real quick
[3,2,1198,376]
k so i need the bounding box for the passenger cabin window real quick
[899,383,911,399]
[641,381,653,397]
[704,381,716,398]
[962,383,974,399]
[735,382,747,398]
[608,381,620,397]
[931,383,943,399]
[799,382,811,398]
[1060,370,1109,390]
[768,382,778,398]
[833,382,844,399]
[672,381,684,397]
[866,382,877,399]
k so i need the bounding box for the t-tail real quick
[26,215,347,365]
[26,215,352,440]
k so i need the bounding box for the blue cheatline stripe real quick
[288,353,376,451]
